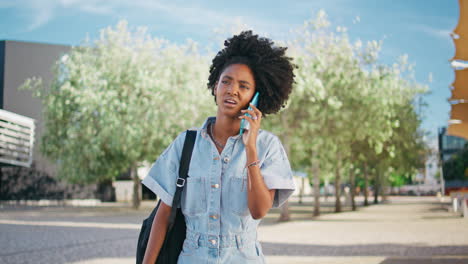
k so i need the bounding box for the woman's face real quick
[214,63,256,118]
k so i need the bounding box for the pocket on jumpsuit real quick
[239,241,261,260]
[181,177,207,216]
[229,177,250,216]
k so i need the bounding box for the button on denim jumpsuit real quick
[142,117,296,263]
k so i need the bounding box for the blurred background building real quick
[448,0,468,139]
[438,127,468,194]
[0,40,69,174]
[0,41,111,201]
[0,40,158,202]
[443,0,468,195]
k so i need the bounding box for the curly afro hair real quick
[207,30,296,116]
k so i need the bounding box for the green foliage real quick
[265,10,428,190]
[388,172,412,187]
[21,21,213,184]
[21,14,428,192]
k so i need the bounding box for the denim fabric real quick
[142,117,295,263]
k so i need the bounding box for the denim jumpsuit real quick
[142,117,295,263]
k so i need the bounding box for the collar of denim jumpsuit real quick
[198,116,243,142]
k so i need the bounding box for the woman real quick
[142,30,296,263]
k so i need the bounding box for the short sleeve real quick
[260,135,296,208]
[141,131,186,206]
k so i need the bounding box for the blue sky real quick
[0,0,459,139]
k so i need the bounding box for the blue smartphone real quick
[239,92,260,136]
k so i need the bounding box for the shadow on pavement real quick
[261,242,468,257]
[380,258,468,264]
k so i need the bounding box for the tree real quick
[272,10,428,214]
[21,21,213,208]
[289,10,385,213]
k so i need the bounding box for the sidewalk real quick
[67,196,468,264]
[259,196,468,264]
[2,196,467,264]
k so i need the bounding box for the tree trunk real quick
[313,157,321,217]
[381,172,388,203]
[373,184,379,204]
[132,165,141,209]
[373,170,380,204]
[364,163,369,206]
[350,168,356,211]
[324,178,329,202]
[279,200,291,221]
[299,177,304,204]
[334,152,342,213]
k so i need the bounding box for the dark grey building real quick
[1,40,70,175]
[438,127,467,162]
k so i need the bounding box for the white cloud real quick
[79,4,114,15]
[5,0,280,35]
[27,7,54,31]
[412,24,452,40]
[14,0,56,31]
[123,0,281,33]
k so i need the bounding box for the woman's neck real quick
[212,114,240,143]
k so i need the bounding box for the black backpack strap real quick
[167,130,197,230]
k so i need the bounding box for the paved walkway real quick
[1,196,467,264]
[259,196,468,263]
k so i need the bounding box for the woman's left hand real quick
[239,103,262,149]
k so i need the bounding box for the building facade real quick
[1,40,70,176]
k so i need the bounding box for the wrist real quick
[246,159,261,168]
[245,145,257,158]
